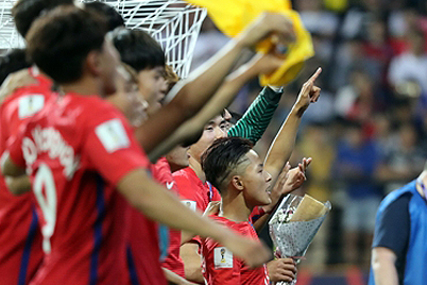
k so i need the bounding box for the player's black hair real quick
[226,110,243,126]
[0,49,32,85]
[201,137,253,192]
[112,28,165,72]
[26,6,107,84]
[12,0,74,38]
[85,2,125,31]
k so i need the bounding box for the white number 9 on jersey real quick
[33,163,57,254]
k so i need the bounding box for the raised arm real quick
[148,53,284,161]
[135,12,294,153]
[264,68,321,183]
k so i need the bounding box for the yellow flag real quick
[186,0,314,86]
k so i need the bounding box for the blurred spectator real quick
[332,38,367,89]
[311,33,334,62]
[388,28,427,93]
[335,67,386,138]
[296,0,339,38]
[372,114,397,157]
[299,122,336,202]
[362,18,394,85]
[377,123,425,193]
[334,120,381,267]
[340,0,383,39]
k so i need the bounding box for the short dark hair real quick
[0,49,32,85]
[26,6,107,84]
[85,2,125,32]
[202,137,253,191]
[12,0,74,38]
[112,28,165,72]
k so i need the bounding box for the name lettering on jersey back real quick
[22,126,79,179]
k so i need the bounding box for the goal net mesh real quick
[0,0,207,78]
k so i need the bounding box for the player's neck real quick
[220,191,252,222]
[60,76,103,97]
[189,156,206,183]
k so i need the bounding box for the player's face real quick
[166,145,190,172]
[189,115,227,163]
[108,66,148,127]
[99,38,121,96]
[137,66,168,116]
[241,150,272,206]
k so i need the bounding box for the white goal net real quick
[0,0,207,78]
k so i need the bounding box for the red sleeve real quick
[210,185,221,202]
[174,171,204,245]
[174,172,196,200]
[5,126,26,169]
[83,108,150,186]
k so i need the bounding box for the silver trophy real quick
[269,194,331,285]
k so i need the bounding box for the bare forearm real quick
[162,267,194,285]
[372,248,399,285]
[264,107,302,180]
[372,260,399,285]
[181,231,195,246]
[118,170,230,241]
[5,175,31,195]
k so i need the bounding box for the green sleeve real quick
[227,87,283,144]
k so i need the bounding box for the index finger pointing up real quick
[308,67,322,84]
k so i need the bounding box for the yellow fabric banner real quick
[186,0,314,86]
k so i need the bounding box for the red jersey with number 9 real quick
[7,93,150,285]
[0,69,51,285]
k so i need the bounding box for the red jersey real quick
[153,158,186,278]
[173,167,221,214]
[173,166,221,249]
[202,216,269,285]
[0,70,52,285]
[7,93,149,285]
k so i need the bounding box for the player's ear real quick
[231,175,244,191]
[85,50,102,77]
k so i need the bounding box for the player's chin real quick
[257,194,272,206]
